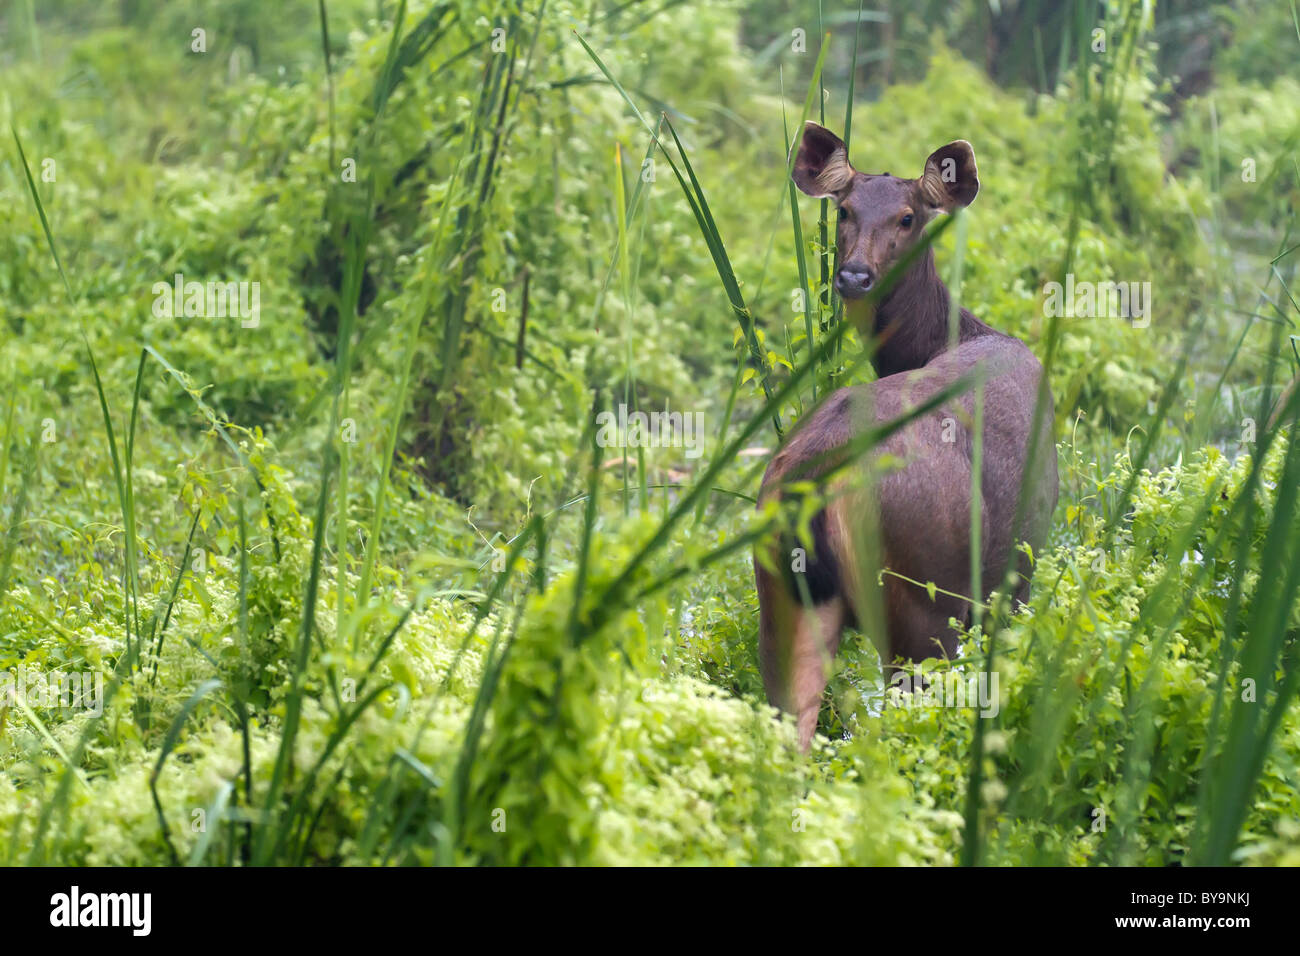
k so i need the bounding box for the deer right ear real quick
[792,122,854,198]
[919,140,979,212]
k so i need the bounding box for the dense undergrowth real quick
[0,0,1298,865]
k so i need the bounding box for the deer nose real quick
[835,266,874,298]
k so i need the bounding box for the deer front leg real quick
[756,563,847,751]
[882,572,964,667]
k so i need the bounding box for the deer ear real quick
[792,122,855,198]
[918,140,979,212]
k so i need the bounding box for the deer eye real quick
[837,206,847,222]
[900,213,914,228]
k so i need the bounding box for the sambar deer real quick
[755,123,1058,750]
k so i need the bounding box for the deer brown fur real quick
[755,123,1058,750]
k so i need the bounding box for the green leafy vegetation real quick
[0,0,1297,866]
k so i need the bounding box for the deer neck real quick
[845,248,994,378]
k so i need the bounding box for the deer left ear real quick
[919,140,979,212]
[792,122,855,198]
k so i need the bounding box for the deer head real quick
[791,122,979,300]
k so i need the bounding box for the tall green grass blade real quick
[150,678,223,866]
[574,30,790,434]
[10,126,73,301]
